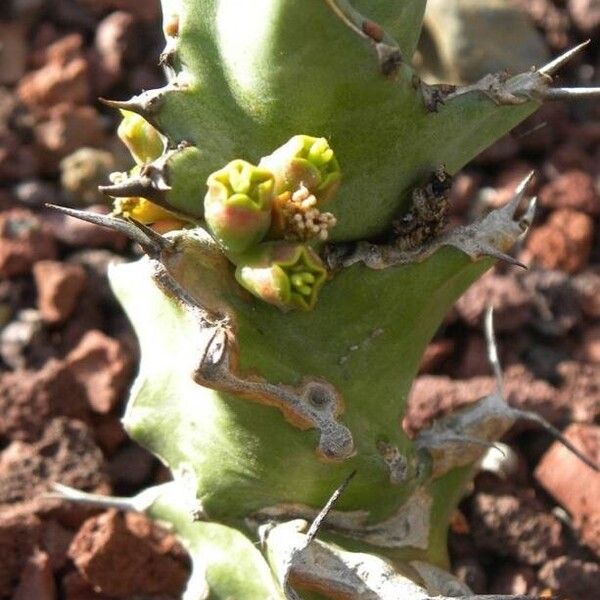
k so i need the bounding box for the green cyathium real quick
[53,2,600,599]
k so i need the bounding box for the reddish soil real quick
[0,0,599,599]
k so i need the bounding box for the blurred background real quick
[0,1,599,599]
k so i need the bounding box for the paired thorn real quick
[486,304,599,473]
[45,204,171,258]
[304,470,356,546]
[515,409,599,473]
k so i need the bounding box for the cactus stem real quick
[44,204,170,258]
[193,327,355,461]
[331,172,535,270]
[323,0,402,77]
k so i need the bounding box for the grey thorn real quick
[99,97,147,113]
[545,87,600,100]
[98,174,167,200]
[45,204,169,258]
[538,40,590,76]
[46,482,170,513]
[478,245,528,270]
[304,470,356,546]
[484,307,504,393]
[512,409,599,473]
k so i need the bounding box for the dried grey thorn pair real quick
[423,40,600,111]
[334,171,536,271]
[415,307,599,477]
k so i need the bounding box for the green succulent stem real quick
[87,0,600,598]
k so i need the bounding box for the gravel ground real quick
[0,1,599,598]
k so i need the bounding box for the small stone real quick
[0,308,47,370]
[65,330,132,414]
[454,334,490,379]
[68,510,189,598]
[60,148,117,206]
[41,519,75,572]
[0,209,57,278]
[45,204,127,251]
[488,564,536,596]
[555,361,600,424]
[17,34,90,110]
[0,417,109,510]
[535,424,600,557]
[525,209,594,274]
[569,0,600,34]
[0,359,90,443]
[418,338,455,374]
[91,414,127,456]
[421,0,549,84]
[61,570,113,600]
[470,487,564,565]
[519,269,581,336]
[108,443,155,489]
[0,511,42,598]
[77,0,161,21]
[453,558,487,594]
[91,11,139,94]
[579,326,600,364]
[511,0,569,47]
[539,170,600,215]
[0,22,28,85]
[448,171,480,217]
[538,556,600,599]
[13,549,56,600]
[34,105,106,170]
[13,179,61,207]
[33,260,87,324]
[572,268,600,318]
[455,270,532,331]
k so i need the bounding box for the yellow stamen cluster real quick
[281,185,337,241]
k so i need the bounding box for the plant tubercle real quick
[50,1,600,599]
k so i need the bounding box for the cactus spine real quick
[52,2,599,598]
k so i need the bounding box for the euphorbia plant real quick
[51,1,599,598]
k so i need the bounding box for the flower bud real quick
[259,135,341,203]
[234,242,327,311]
[204,160,274,254]
[117,110,164,165]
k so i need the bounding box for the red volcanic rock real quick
[525,209,594,273]
[0,209,57,278]
[68,510,189,598]
[33,260,87,324]
[539,170,600,215]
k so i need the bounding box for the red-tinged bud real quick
[204,160,274,254]
[234,242,327,311]
[259,135,341,203]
